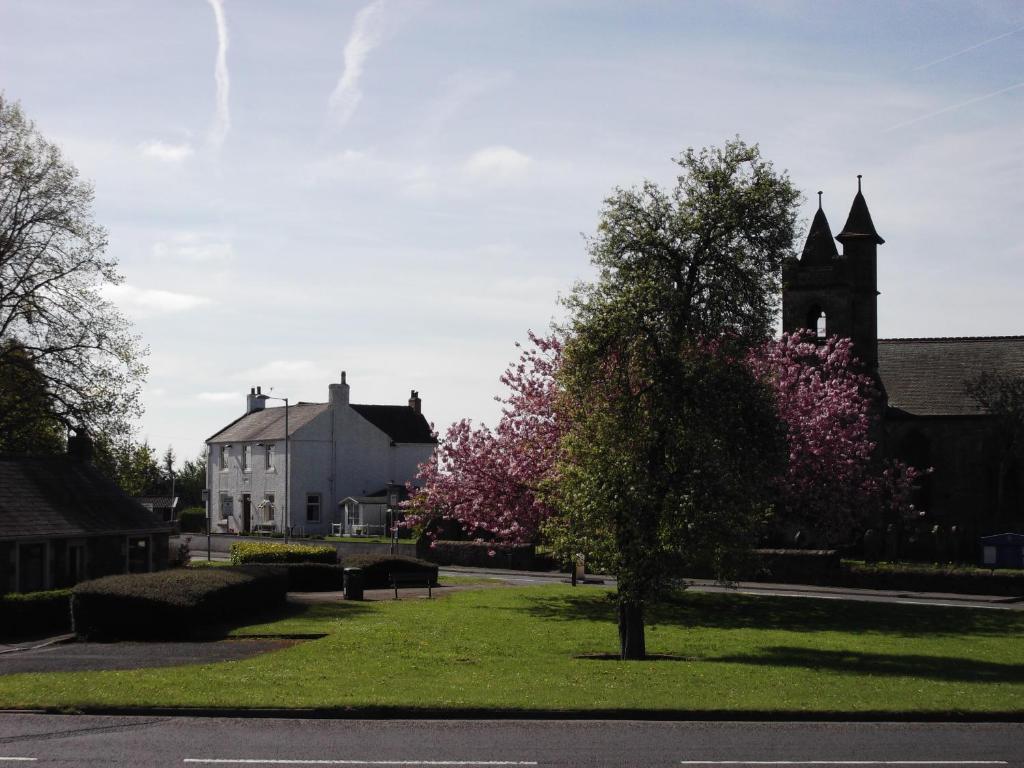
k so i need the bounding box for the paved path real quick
[0,715,1021,767]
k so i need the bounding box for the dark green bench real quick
[389,572,433,599]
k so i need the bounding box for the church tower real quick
[782,176,884,370]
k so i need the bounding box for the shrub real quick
[71,565,287,640]
[839,560,1024,597]
[277,563,346,592]
[178,507,208,533]
[230,540,337,565]
[342,554,438,589]
[0,589,72,639]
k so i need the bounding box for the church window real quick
[816,311,827,338]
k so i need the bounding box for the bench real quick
[389,572,433,600]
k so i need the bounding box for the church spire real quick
[837,174,885,245]
[801,191,838,263]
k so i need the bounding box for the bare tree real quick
[0,95,145,449]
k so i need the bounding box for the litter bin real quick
[343,567,364,600]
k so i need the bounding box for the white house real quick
[205,373,436,537]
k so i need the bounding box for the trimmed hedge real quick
[230,540,337,565]
[0,589,72,640]
[342,554,438,589]
[419,540,536,570]
[178,506,208,533]
[71,565,287,640]
[277,563,346,592]
[839,560,1024,597]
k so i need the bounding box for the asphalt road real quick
[0,715,1020,767]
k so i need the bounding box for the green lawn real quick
[0,585,1021,715]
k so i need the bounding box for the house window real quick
[219,492,233,520]
[242,444,253,472]
[306,493,321,523]
[263,493,275,521]
[265,443,275,471]
[220,445,230,471]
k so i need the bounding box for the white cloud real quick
[198,391,239,403]
[329,0,388,127]
[207,0,230,149]
[139,140,194,163]
[152,233,234,263]
[103,284,211,317]
[464,146,533,182]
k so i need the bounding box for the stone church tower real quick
[781,176,884,371]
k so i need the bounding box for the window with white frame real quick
[265,443,275,471]
[306,493,321,523]
[242,444,253,472]
[263,493,275,521]
[220,445,230,471]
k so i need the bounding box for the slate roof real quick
[350,404,436,444]
[801,206,839,263]
[878,336,1024,417]
[207,403,329,443]
[207,402,435,444]
[0,456,172,540]
[837,189,885,244]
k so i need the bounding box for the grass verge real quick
[0,585,1020,715]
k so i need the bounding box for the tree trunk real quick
[618,598,646,660]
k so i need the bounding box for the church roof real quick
[801,206,839,263]
[837,188,885,244]
[878,336,1024,417]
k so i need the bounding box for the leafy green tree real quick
[92,436,163,496]
[175,447,209,508]
[0,340,64,454]
[555,139,797,659]
[0,95,146,444]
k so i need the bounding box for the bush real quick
[342,554,438,589]
[839,560,1024,597]
[71,565,287,640]
[230,540,337,565]
[0,589,72,639]
[276,563,346,592]
[178,507,208,533]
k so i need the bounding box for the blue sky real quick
[2,0,1023,463]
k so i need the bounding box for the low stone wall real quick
[174,533,416,561]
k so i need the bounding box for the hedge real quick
[178,506,208,533]
[71,565,287,640]
[342,554,438,589]
[838,560,1024,597]
[419,540,536,570]
[230,540,337,565]
[274,562,346,592]
[0,589,72,640]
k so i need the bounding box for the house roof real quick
[207,402,436,444]
[0,456,173,540]
[878,336,1024,417]
[207,403,329,443]
[350,404,436,444]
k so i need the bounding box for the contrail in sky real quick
[913,26,1024,71]
[329,0,388,127]
[883,79,1024,132]
[207,0,230,149]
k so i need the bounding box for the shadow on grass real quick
[516,590,1023,638]
[206,599,373,640]
[709,646,1024,683]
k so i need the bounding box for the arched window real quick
[804,304,826,338]
[816,311,827,339]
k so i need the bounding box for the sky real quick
[2,0,1023,465]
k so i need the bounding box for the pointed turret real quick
[801,191,839,264]
[836,175,884,245]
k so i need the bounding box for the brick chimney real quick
[408,389,421,414]
[329,371,350,407]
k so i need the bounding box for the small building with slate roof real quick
[783,178,1024,550]
[0,436,173,594]
[205,373,435,537]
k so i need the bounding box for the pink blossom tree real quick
[748,331,923,544]
[402,332,563,545]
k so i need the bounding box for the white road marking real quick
[679,762,1008,766]
[0,760,37,763]
[186,765,536,768]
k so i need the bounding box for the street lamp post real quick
[256,393,289,542]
